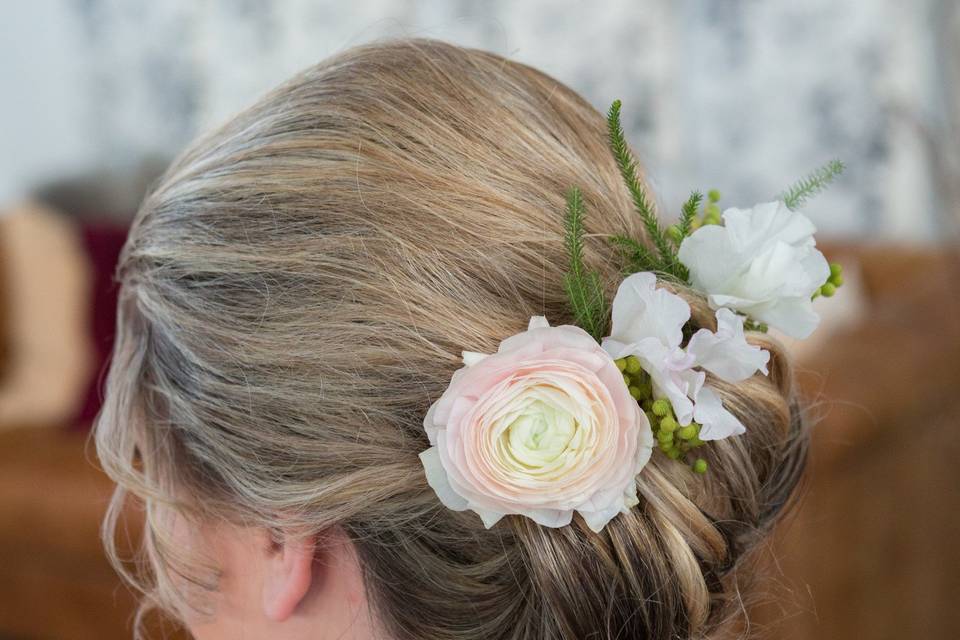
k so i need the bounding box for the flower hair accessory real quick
[419,100,845,532]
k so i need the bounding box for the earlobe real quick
[261,531,316,622]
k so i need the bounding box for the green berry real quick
[820,282,837,297]
[636,382,653,400]
[629,385,643,400]
[659,416,677,432]
[708,189,721,203]
[624,355,642,374]
[693,458,708,474]
[704,212,722,226]
[830,273,844,287]
[615,358,627,372]
[830,263,843,279]
[651,399,671,417]
[657,430,673,444]
[622,373,631,386]
[679,425,697,440]
[667,448,682,460]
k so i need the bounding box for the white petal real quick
[738,240,826,301]
[693,387,746,441]
[737,241,807,299]
[609,272,689,348]
[461,351,489,367]
[528,315,550,330]
[677,200,830,340]
[475,507,506,529]
[579,503,624,533]
[525,508,574,529]
[638,339,701,426]
[423,400,442,444]
[752,298,821,340]
[579,428,651,532]
[419,447,470,511]
[724,201,817,255]
[600,337,634,360]
[635,421,654,472]
[707,292,760,311]
[686,308,770,382]
[677,225,742,293]
[799,245,831,293]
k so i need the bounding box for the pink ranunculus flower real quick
[419,316,653,533]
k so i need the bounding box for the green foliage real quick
[779,159,846,210]
[812,261,844,300]
[559,101,845,342]
[562,186,609,341]
[609,234,660,274]
[677,191,703,242]
[606,101,683,272]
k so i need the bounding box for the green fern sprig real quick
[562,186,609,341]
[779,159,845,210]
[677,191,703,241]
[610,234,660,274]
[606,101,678,268]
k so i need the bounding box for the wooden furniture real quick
[751,245,960,639]
[0,427,140,639]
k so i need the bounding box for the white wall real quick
[1,0,954,240]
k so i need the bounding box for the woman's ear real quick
[260,530,317,622]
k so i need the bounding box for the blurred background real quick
[0,1,957,639]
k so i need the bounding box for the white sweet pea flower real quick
[687,308,770,382]
[601,272,701,425]
[677,200,830,339]
[601,272,770,441]
[692,386,745,441]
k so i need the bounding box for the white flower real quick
[687,308,770,382]
[677,200,830,339]
[601,272,769,440]
[691,386,746,440]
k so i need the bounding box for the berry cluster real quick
[615,355,708,475]
[813,262,844,299]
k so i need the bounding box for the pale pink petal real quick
[418,317,650,531]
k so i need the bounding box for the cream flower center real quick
[489,383,592,477]
[504,398,576,467]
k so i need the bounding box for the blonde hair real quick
[96,38,807,640]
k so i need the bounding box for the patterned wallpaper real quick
[2,0,958,240]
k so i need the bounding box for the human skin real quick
[173,519,383,640]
